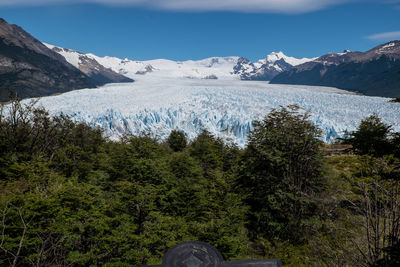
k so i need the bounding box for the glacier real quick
[26,76,400,147]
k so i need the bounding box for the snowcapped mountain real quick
[45,44,133,84]
[47,44,314,81]
[271,41,400,97]
[233,52,315,81]
[265,51,316,66]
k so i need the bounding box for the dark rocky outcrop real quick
[135,64,154,75]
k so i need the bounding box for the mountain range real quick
[51,40,400,98]
[1,17,399,102]
[271,42,400,97]
[45,44,314,82]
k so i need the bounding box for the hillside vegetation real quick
[0,100,399,266]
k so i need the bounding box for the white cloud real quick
[367,31,400,41]
[156,0,352,13]
[0,0,354,13]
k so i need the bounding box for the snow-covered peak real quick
[266,51,287,63]
[234,52,316,81]
[266,51,316,66]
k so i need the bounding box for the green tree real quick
[167,130,187,152]
[189,130,224,175]
[342,114,393,157]
[239,105,325,242]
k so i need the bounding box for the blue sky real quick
[0,0,399,61]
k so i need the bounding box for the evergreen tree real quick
[239,105,325,242]
[167,130,187,152]
[342,114,393,157]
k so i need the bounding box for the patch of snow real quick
[266,51,316,66]
[59,50,81,68]
[382,42,395,49]
[337,50,352,56]
[44,43,82,68]
[43,42,55,49]
[378,42,397,53]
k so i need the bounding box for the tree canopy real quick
[239,105,325,242]
[1,99,399,266]
[342,114,393,156]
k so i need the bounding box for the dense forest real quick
[0,99,399,266]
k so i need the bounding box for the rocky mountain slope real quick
[0,18,96,102]
[232,52,313,80]
[271,41,400,97]
[0,18,132,102]
[45,44,133,84]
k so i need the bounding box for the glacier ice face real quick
[26,77,400,147]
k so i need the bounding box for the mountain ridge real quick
[0,18,133,102]
[271,41,400,97]
[45,43,133,84]
[0,18,96,102]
